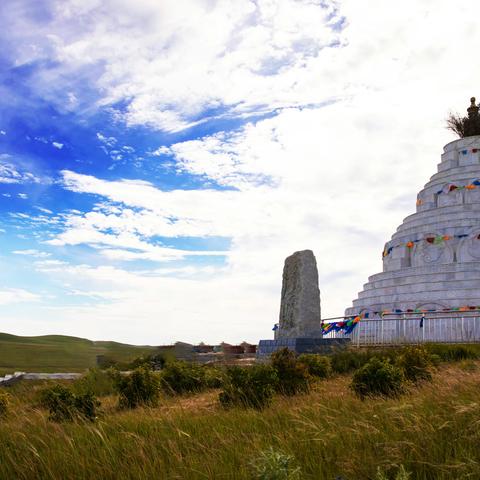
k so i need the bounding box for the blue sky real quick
[1,0,479,344]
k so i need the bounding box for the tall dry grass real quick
[0,363,479,479]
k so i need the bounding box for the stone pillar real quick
[278,249,321,338]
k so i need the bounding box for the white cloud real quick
[0,289,40,305]
[52,141,64,149]
[96,132,117,146]
[13,249,51,258]
[17,193,28,199]
[23,262,271,344]
[34,259,68,269]
[35,206,54,214]
[1,0,345,132]
[50,85,460,341]
[0,156,42,185]
[46,221,227,261]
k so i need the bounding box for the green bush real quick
[73,368,117,396]
[424,343,480,362]
[160,361,209,395]
[330,349,377,374]
[297,354,332,379]
[129,353,168,371]
[251,447,301,480]
[270,348,310,396]
[39,385,99,422]
[330,348,403,375]
[203,365,225,388]
[350,357,404,399]
[219,365,278,410]
[396,346,432,383]
[73,392,100,422]
[116,367,160,409]
[95,355,120,369]
[0,392,9,418]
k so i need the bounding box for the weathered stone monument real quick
[257,249,349,356]
[278,250,321,338]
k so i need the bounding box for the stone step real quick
[394,220,480,240]
[367,262,480,283]
[361,279,480,297]
[352,288,480,306]
[398,206,480,233]
[427,164,480,185]
[363,269,480,290]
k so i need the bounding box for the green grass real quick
[0,332,157,374]
[1,363,480,479]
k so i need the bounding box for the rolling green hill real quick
[0,332,157,374]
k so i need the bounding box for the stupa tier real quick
[346,134,480,318]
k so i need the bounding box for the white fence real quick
[329,313,480,346]
[0,372,82,387]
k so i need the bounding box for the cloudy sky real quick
[1,0,479,345]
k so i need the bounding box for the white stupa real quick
[346,99,480,323]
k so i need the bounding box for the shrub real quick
[39,385,99,422]
[129,353,168,371]
[219,365,277,410]
[203,365,225,389]
[350,357,404,399]
[95,355,120,369]
[251,447,301,480]
[0,392,9,418]
[73,368,117,397]
[73,392,100,422]
[116,367,160,409]
[270,348,310,396]
[330,349,378,374]
[160,361,208,395]
[396,346,432,383]
[424,343,480,362]
[297,354,332,379]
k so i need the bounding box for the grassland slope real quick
[0,332,156,374]
[1,361,480,479]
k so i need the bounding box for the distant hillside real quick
[0,332,157,374]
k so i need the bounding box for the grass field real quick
[0,332,157,375]
[1,360,480,479]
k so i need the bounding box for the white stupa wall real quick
[346,135,480,342]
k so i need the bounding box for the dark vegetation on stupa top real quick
[447,97,480,138]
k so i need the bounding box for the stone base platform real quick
[257,337,350,357]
